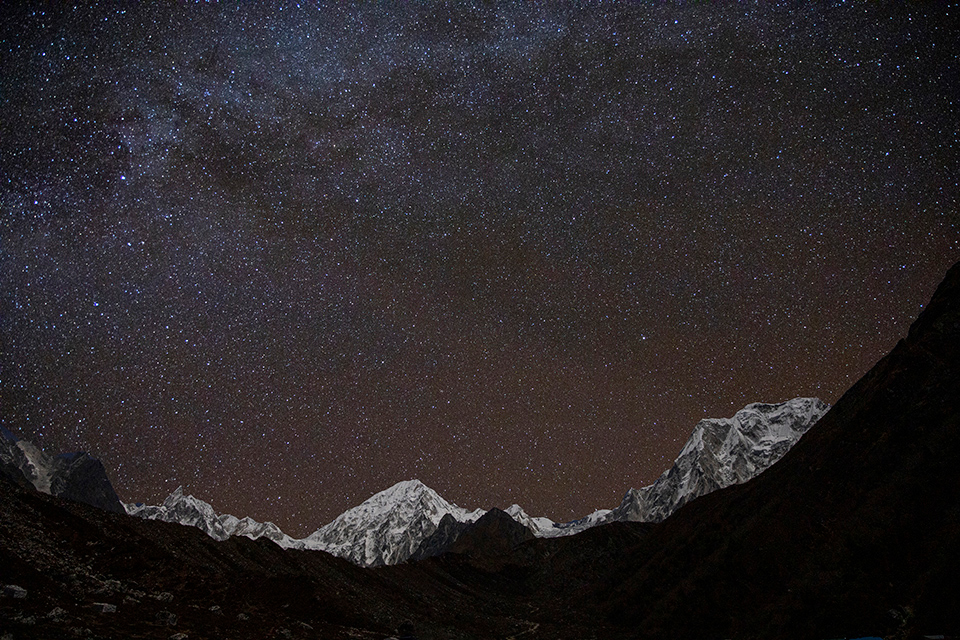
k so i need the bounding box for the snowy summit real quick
[302,479,485,566]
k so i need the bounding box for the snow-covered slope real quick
[125,487,232,541]
[538,508,614,538]
[125,486,302,547]
[504,504,556,537]
[219,513,302,548]
[607,397,829,524]
[301,479,484,567]
[126,488,302,548]
[126,480,486,565]
[476,399,828,541]
[498,504,616,539]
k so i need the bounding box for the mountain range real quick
[0,387,826,569]
[1,260,958,638]
[119,396,828,566]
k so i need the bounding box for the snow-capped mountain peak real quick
[609,397,830,524]
[0,429,124,513]
[302,480,484,567]
[125,480,487,564]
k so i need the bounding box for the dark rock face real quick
[50,452,125,514]
[0,457,34,492]
[409,513,471,561]
[447,508,535,558]
[0,430,124,514]
[410,508,536,565]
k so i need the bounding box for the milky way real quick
[2,2,957,535]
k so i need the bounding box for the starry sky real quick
[2,2,957,536]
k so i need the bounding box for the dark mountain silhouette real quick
[411,507,535,565]
[587,259,960,638]
[49,452,125,514]
[409,512,471,561]
[1,260,958,639]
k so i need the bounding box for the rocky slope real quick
[409,512,473,562]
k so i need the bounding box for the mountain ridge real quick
[0,429,124,514]
[606,397,829,525]
[588,260,960,637]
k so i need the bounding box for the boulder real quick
[156,610,178,626]
[2,584,27,599]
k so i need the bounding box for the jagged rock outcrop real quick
[126,487,304,548]
[125,486,230,541]
[409,513,472,562]
[0,429,124,514]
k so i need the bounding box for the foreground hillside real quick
[0,476,548,639]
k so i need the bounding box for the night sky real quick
[2,2,957,536]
